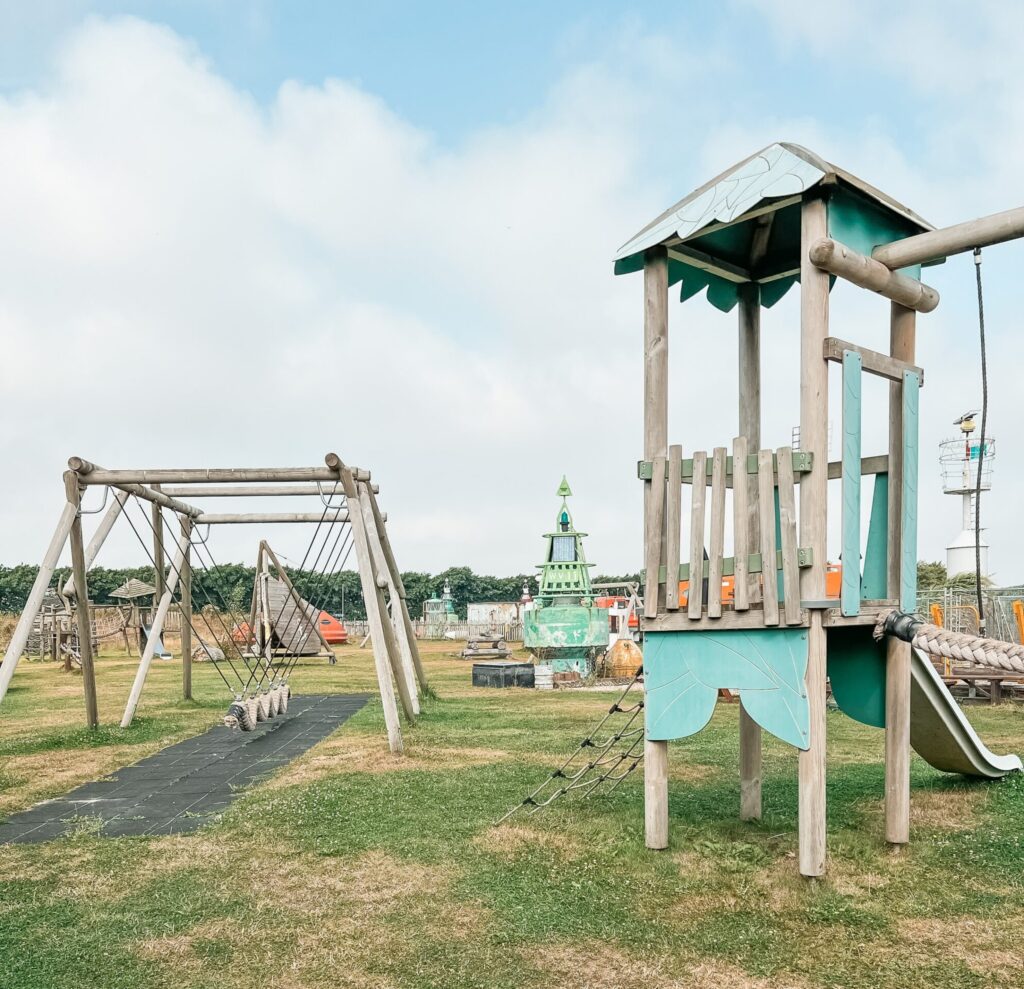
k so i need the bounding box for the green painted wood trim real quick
[637,451,813,480]
[841,350,863,616]
[901,370,920,612]
[861,473,889,600]
[651,547,813,582]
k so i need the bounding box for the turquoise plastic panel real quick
[827,625,886,729]
[828,191,924,278]
[644,629,810,750]
[861,474,888,600]
[901,371,920,612]
[841,350,863,615]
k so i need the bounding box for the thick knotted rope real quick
[874,609,1024,675]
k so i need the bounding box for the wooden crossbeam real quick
[652,547,813,583]
[824,337,924,384]
[638,450,813,482]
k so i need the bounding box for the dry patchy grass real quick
[265,734,513,787]
[529,941,809,989]
[898,914,1024,980]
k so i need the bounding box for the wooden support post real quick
[0,501,78,705]
[338,463,404,752]
[364,484,432,696]
[737,282,763,819]
[644,735,669,850]
[643,246,670,850]
[121,528,190,727]
[65,471,99,728]
[798,197,830,877]
[181,516,193,700]
[357,483,419,714]
[151,486,165,602]
[885,303,916,846]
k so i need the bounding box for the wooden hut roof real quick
[110,578,157,600]
[614,143,937,313]
[263,577,322,656]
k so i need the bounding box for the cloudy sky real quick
[1,2,1022,581]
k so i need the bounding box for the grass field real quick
[2,642,1024,988]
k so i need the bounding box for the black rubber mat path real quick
[0,693,369,844]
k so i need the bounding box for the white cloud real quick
[1,10,1022,587]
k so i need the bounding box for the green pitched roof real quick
[614,142,936,313]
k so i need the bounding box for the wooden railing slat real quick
[757,449,780,626]
[707,447,727,618]
[644,456,666,619]
[732,436,750,611]
[665,446,682,611]
[777,446,802,625]
[688,450,707,619]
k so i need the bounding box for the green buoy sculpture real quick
[523,477,609,674]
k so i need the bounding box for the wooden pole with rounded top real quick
[643,245,670,851]
[886,302,915,845]
[798,198,830,877]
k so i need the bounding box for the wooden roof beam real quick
[667,246,751,284]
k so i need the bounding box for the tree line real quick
[0,564,641,621]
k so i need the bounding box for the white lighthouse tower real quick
[939,411,995,578]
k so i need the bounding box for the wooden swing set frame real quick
[0,453,427,753]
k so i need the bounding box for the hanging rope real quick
[117,485,357,732]
[120,498,254,697]
[875,608,1024,674]
[497,670,646,825]
[973,248,989,634]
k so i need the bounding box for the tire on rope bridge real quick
[223,683,293,731]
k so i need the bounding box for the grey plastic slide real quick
[911,649,1022,778]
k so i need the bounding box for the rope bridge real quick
[118,483,354,731]
[498,670,646,824]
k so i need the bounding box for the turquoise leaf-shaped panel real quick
[644,629,810,750]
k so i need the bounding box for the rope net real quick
[114,485,354,731]
[498,669,646,824]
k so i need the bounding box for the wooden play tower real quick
[617,143,1024,876]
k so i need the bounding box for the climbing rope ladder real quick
[498,669,647,824]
